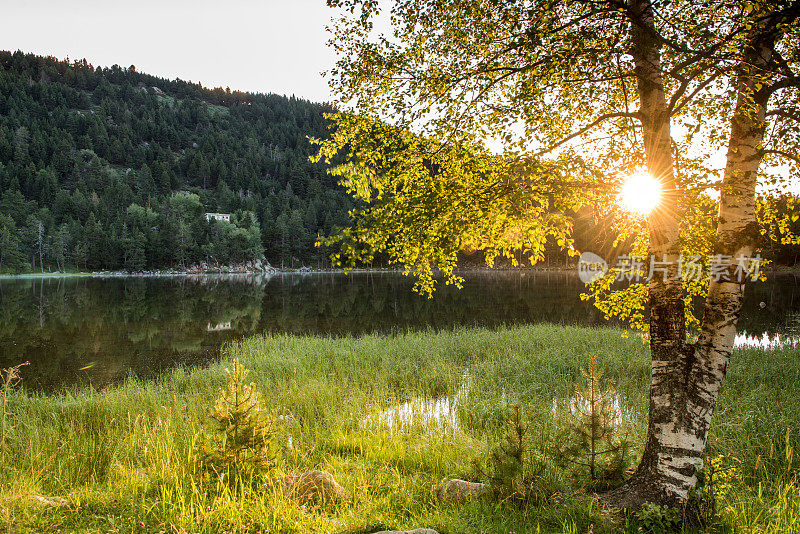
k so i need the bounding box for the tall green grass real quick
[0,324,796,533]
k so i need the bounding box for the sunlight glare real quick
[620,172,662,215]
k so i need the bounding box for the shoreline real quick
[0,266,581,279]
[2,265,797,279]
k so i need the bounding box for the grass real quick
[0,324,797,533]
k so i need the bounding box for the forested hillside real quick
[0,51,353,273]
[1,51,798,275]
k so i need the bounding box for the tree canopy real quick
[318,0,800,299]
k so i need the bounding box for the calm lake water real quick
[1,271,798,391]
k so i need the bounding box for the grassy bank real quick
[0,325,798,533]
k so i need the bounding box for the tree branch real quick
[761,149,800,164]
[766,108,800,122]
[532,112,641,157]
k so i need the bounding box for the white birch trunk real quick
[605,0,786,511]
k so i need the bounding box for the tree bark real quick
[604,0,692,509]
[604,0,786,512]
[680,0,784,501]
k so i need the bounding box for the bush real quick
[0,362,28,460]
[635,502,681,533]
[691,453,740,524]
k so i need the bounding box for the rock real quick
[31,495,67,507]
[373,530,439,534]
[432,479,489,503]
[282,470,345,502]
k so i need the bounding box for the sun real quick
[620,171,663,215]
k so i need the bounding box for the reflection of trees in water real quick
[0,276,265,391]
[0,272,796,392]
[254,272,603,334]
[739,274,800,337]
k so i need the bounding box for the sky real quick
[0,0,338,103]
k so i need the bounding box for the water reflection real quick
[367,396,461,431]
[365,371,471,431]
[1,272,798,392]
[734,332,800,349]
[552,393,628,428]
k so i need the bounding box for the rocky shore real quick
[130,258,279,275]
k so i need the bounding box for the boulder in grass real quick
[30,495,67,507]
[282,470,345,502]
[432,478,489,503]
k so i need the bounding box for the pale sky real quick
[0,0,337,103]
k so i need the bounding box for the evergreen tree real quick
[0,215,25,273]
[84,212,104,270]
[558,354,631,491]
[123,229,146,272]
[200,359,278,479]
[49,223,70,272]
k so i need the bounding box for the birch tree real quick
[316,0,800,510]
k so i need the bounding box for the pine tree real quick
[50,224,70,272]
[0,215,25,273]
[123,229,146,272]
[84,212,104,270]
[477,405,548,503]
[559,354,631,491]
[200,360,278,480]
[482,405,528,499]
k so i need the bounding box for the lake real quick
[1,271,798,391]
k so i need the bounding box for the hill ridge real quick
[0,50,351,273]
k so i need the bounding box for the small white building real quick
[205,213,231,223]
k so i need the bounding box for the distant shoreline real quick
[0,266,581,279]
[3,265,798,280]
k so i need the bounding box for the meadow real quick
[0,324,798,533]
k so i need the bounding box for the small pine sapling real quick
[200,359,278,480]
[477,405,547,503]
[558,354,631,491]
